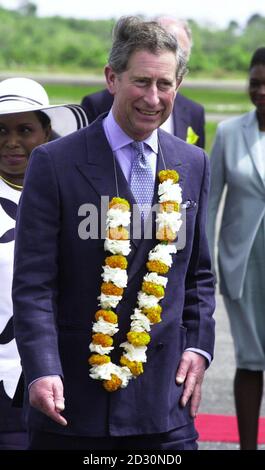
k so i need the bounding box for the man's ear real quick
[175,77,183,92]
[104,65,117,95]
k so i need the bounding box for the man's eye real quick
[135,79,147,86]
[158,82,172,91]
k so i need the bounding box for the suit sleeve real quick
[183,152,215,357]
[12,145,63,387]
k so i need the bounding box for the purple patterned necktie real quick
[130,141,154,222]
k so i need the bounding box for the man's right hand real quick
[29,376,67,426]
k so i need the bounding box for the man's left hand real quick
[176,351,206,418]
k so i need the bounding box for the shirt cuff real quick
[185,348,212,366]
[28,375,60,390]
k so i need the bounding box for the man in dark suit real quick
[13,16,215,450]
[81,17,205,148]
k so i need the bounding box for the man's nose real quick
[144,84,160,106]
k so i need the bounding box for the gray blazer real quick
[207,110,265,300]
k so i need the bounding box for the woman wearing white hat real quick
[0,77,88,449]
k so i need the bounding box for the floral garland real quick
[88,169,183,392]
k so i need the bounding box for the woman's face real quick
[0,111,50,179]
[248,64,265,115]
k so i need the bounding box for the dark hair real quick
[34,110,51,129]
[108,16,187,79]
[249,47,265,70]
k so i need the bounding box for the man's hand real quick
[176,351,206,418]
[29,376,67,426]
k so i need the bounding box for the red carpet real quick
[196,414,265,443]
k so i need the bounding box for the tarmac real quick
[197,291,265,450]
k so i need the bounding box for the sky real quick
[1,0,265,28]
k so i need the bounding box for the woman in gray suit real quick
[207,47,265,450]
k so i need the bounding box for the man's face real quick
[105,49,181,140]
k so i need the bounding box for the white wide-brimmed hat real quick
[0,77,88,136]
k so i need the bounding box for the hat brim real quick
[0,102,88,136]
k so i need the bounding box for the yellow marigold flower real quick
[146,259,169,274]
[92,333,113,347]
[158,169,179,183]
[120,356,144,376]
[156,226,176,242]
[103,374,122,392]
[95,309,117,323]
[127,331,151,346]
[101,282,124,296]
[142,304,162,316]
[142,305,162,323]
[88,354,110,366]
[109,197,130,211]
[160,201,180,213]
[142,281,165,298]
[107,226,129,240]
[105,255,128,269]
[146,310,162,323]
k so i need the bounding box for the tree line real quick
[0,4,264,76]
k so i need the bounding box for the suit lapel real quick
[242,112,265,187]
[76,119,139,249]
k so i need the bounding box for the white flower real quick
[98,293,122,309]
[130,309,151,332]
[148,243,176,267]
[137,291,161,308]
[120,341,147,362]
[143,272,168,287]
[156,211,182,233]
[106,208,131,228]
[89,344,114,355]
[89,175,183,391]
[158,180,182,203]
[89,362,132,387]
[92,319,119,336]
[102,265,128,288]
[104,238,131,256]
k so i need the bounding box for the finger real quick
[52,382,67,424]
[40,397,68,426]
[53,383,65,413]
[55,398,65,413]
[176,357,190,384]
[180,373,197,407]
[190,383,202,418]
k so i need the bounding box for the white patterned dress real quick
[0,178,27,448]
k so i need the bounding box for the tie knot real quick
[132,140,145,157]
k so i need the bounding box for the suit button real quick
[156,343,164,350]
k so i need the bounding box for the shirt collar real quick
[103,109,158,154]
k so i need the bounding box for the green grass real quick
[205,122,218,155]
[45,84,243,155]
[181,88,250,114]
[46,83,250,113]
[45,84,103,104]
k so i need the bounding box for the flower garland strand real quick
[88,170,182,392]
